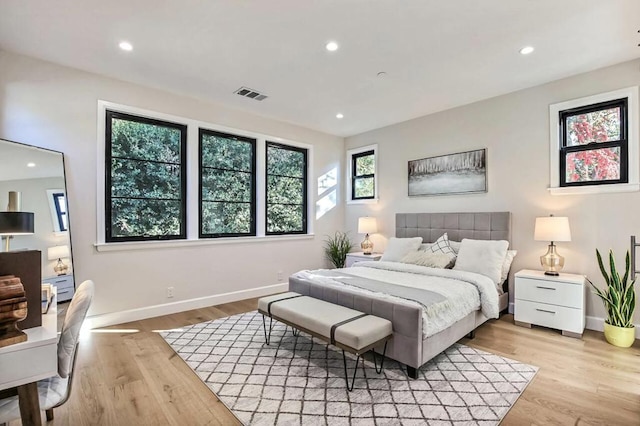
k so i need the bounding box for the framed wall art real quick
[408,148,487,196]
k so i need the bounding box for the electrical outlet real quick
[277,270,283,281]
[167,286,174,298]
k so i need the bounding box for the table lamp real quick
[358,217,378,255]
[48,245,70,276]
[0,192,35,252]
[534,215,571,276]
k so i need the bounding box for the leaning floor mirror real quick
[0,139,75,303]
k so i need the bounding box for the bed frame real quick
[290,211,511,379]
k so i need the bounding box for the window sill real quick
[347,198,379,205]
[94,233,315,252]
[548,183,640,195]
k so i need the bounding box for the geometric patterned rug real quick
[160,311,538,425]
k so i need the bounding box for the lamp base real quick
[54,258,69,276]
[361,234,374,255]
[540,242,564,276]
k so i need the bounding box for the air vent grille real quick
[234,86,268,101]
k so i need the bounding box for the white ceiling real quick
[0,139,64,181]
[0,1,639,137]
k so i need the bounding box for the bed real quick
[289,211,512,378]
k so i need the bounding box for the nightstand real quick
[345,252,382,268]
[514,269,586,338]
[42,274,75,303]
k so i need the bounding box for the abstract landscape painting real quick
[408,148,486,196]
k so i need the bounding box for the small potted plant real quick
[324,231,354,269]
[589,249,636,348]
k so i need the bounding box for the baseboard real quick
[585,315,640,339]
[84,282,289,329]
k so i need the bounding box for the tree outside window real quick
[105,110,187,242]
[560,98,628,186]
[199,129,256,237]
[266,142,308,234]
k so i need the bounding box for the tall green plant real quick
[324,232,354,269]
[589,249,636,328]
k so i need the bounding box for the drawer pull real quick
[535,308,556,314]
[57,290,71,295]
[536,286,556,290]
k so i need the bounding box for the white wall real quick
[345,58,640,324]
[0,177,69,275]
[0,50,344,320]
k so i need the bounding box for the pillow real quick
[449,240,461,254]
[453,239,509,284]
[423,233,456,255]
[500,250,517,284]
[380,237,423,262]
[419,243,433,251]
[401,251,456,269]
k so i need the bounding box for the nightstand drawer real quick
[516,277,583,308]
[515,300,584,334]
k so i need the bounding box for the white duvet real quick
[292,261,500,337]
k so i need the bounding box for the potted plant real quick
[324,231,354,269]
[589,249,636,348]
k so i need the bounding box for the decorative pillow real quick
[449,240,461,254]
[423,233,456,255]
[401,251,456,269]
[453,239,509,284]
[500,250,517,284]
[380,237,423,262]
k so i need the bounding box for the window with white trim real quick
[549,87,639,195]
[346,144,378,203]
[105,110,187,242]
[98,102,313,248]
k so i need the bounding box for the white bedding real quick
[292,260,500,337]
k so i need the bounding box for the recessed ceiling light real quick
[519,46,535,55]
[27,162,35,168]
[119,41,133,52]
[336,113,344,119]
[326,41,339,52]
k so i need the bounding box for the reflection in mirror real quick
[0,139,74,301]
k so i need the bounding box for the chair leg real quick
[46,408,54,421]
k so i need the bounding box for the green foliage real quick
[354,153,375,198]
[266,144,306,233]
[110,117,185,238]
[589,249,636,328]
[324,232,354,269]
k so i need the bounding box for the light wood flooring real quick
[9,299,640,425]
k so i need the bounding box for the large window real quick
[559,98,628,187]
[266,142,308,234]
[351,149,375,199]
[199,129,256,237]
[105,110,187,242]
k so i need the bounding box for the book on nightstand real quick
[41,283,54,314]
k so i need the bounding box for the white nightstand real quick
[514,269,586,338]
[345,252,382,267]
[42,274,75,303]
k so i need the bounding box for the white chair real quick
[0,280,94,424]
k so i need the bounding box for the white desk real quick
[0,294,58,425]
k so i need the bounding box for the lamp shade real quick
[534,216,571,242]
[0,212,35,235]
[48,245,70,260]
[358,217,378,234]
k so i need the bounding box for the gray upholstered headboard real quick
[396,212,511,243]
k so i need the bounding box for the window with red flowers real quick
[559,98,628,187]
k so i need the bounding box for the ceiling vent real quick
[234,86,268,101]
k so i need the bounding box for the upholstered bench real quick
[258,292,393,391]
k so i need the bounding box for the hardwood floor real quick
[10,300,640,425]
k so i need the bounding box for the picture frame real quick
[408,148,487,196]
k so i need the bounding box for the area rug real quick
[160,311,537,425]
